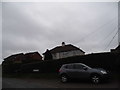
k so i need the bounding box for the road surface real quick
[2,76,120,88]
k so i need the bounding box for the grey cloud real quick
[2,2,118,60]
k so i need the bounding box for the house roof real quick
[4,53,24,61]
[50,44,85,53]
[24,52,43,58]
[25,52,41,56]
[115,45,120,50]
[4,52,42,61]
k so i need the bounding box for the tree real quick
[44,49,53,60]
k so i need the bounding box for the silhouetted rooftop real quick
[50,44,85,53]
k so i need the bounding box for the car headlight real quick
[101,71,107,74]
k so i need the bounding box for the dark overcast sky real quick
[2,2,118,63]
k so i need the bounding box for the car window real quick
[74,64,85,69]
[65,64,73,69]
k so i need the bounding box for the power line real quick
[75,16,117,44]
[99,26,118,46]
[104,30,118,50]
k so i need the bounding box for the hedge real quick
[20,52,120,73]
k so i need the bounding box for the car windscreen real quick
[73,64,92,69]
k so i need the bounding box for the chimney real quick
[62,42,65,47]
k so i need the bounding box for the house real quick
[3,53,25,64]
[3,52,43,64]
[24,52,43,63]
[111,45,120,53]
[43,42,85,60]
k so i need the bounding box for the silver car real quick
[59,63,109,84]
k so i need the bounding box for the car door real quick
[65,64,75,78]
[73,64,89,79]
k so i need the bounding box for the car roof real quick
[62,63,85,66]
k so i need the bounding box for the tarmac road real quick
[2,75,120,89]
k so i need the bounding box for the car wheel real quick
[91,75,100,84]
[61,75,68,83]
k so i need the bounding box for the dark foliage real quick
[43,49,53,60]
[20,52,120,73]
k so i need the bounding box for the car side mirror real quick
[83,67,88,70]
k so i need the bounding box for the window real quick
[65,64,74,69]
[74,64,85,69]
